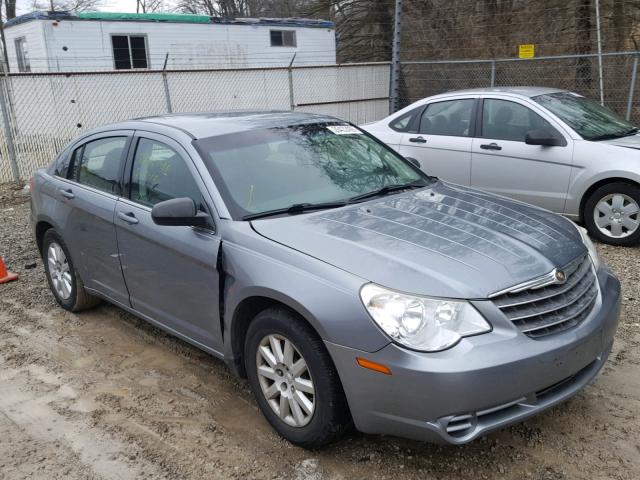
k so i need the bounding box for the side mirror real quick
[525,129,566,147]
[151,197,209,228]
[405,157,421,168]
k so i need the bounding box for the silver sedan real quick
[363,87,640,246]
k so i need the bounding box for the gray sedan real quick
[30,112,620,447]
[363,87,640,246]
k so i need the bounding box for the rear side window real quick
[70,137,127,194]
[419,99,474,137]
[130,138,204,209]
[389,108,420,132]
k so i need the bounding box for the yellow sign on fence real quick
[519,44,535,59]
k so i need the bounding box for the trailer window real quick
[15,37,30,72]
[270,30,296,47]
[111,35,148,70]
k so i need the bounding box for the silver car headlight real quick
[576,225,600,270]
[360,284,491,352]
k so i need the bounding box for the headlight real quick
[576,225,600,270]
[360,284,491,352]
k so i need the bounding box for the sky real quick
[15,0,169,15]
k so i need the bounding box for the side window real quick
[15,37,30,73]
[270,30,296,47]
[482,99,560,142]
[72,137,127,194]
[389,108,420,132]
[111,35,148,70]
[419,99,474,137]
[130,138,204,209]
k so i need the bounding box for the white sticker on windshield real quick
[326,125,362,135]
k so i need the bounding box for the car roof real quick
[431,86,566,99]
[103,111,342,139]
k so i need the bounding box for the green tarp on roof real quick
[76,12,211,24]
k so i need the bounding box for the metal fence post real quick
[490,60,496,87]
[0,72,19,181]
[389,0,402,113]
[626,55,639,121]
[162,53,173,114]
[288,53,296,111]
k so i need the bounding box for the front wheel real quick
[244,308,351,448]
[584,182,640,246]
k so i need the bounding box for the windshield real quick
[195,122,428,219]
[533,92,637,140]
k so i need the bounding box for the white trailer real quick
[2,11,336,72]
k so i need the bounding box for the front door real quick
[471,98,573,212]
[398,97,476,185]
[114,132,222,352]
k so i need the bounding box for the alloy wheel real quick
[255,334,316,427]
[594,193,640,239]
[47,241,73,300]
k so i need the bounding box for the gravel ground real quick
[1,181,639,480]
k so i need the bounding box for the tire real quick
[244,308,352,448]
[584,182,640,246]
[42,229,101,312]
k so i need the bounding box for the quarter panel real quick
[220,221,390,355]
[565,140,640,217]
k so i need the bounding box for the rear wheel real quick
[42,229,100,312]
[244,308,351,448]
[584,182,640,246]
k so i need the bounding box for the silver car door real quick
[398,98,476,185]
[114,132,223,353]
[55,132,132,306]
[471,97,573,212]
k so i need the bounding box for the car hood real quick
[599,133,640,149]
[251,181,585,299]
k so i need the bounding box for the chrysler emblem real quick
[555,269,567,283]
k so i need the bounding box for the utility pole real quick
[389,0,402,114]
[595,0,604,105]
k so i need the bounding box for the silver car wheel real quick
[47,242,73,300]
[594,193,640,239]
[256,334,315,427]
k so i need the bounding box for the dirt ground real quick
[0,181,639,480]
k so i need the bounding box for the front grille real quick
[492,255,598,338]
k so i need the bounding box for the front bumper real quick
[326,268,620,444]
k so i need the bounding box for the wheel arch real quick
[226,294,323,378]
[579,177,640,222]
[35,220,56,257]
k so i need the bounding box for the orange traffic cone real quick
[0,256,18,284]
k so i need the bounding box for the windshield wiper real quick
[242,201,348,221]
[348,180,427,203]
[589,127,639,141]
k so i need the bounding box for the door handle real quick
[409,136,427,143]
[59,188,75,199]
[480,143,502,151]
[117,211,139,225]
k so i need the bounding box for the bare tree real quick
[3,0,15,19]
[29,0,103,12]
[137,0,165,13]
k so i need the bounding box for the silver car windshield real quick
[533,92,637,141]
[196,122,429,219]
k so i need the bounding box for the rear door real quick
[114,131,223,352]
[54,131,132,305]
[398,97,476,185]
[471,97,573,212]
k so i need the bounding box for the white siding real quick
[4,19,336,72]
[3,21,48,72]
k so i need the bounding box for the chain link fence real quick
[399,52,640,123]
[0,62,390,182]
